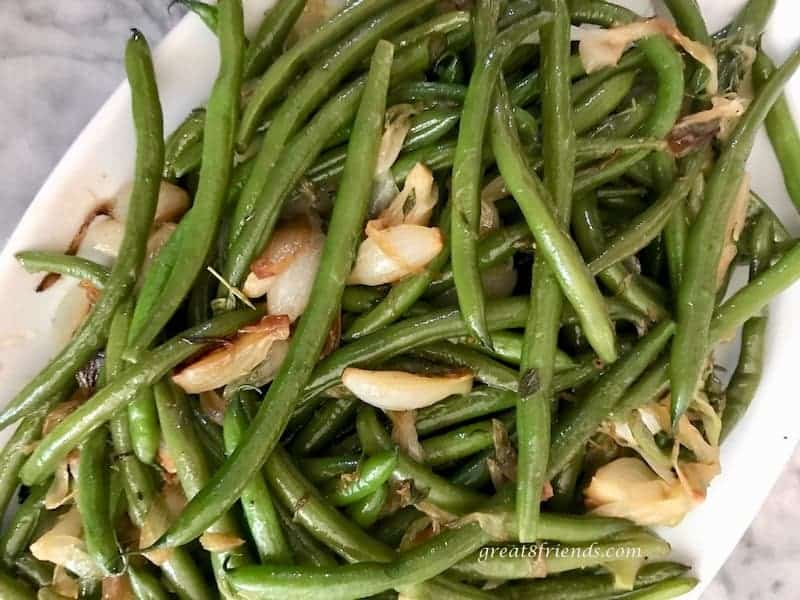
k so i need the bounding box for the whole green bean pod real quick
[450,9,554,348]
[0,482,48,562]
[77,426,123,575]
[163,107,205,180]
[454,331,577,371]
[0,30,164,430]
[229,523,489,600]
[672,46,800,423]
[126,1,244,356]
[491,84,617,363]
[589,150,707,275]
[324,450,398,505]
[299,456,360,484]
[753,51,800,211]
[619,577,698,599]
[19,307,262,486]
[290,395,359,456]
[415,387,517,436]
[549,319,676,477]
[243,0,307,79]
[223,394,292,564]
[15,251,110,289]
[421,413,514,467]
[728,0,776,45]
[570,49,644,104]
[400,576,495,600]
[155,41,395,550]
[272,500,339,568]
[410,341,519,391]
[228,0,436,257]
[721,214,772,440]
[347,483,389,528]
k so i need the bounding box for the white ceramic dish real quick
[0,1,798,597]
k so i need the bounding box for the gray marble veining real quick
[0,1,797,598]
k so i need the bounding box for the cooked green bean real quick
[156,41,395,549]
[347,483,389,528]
[15,251,110,289]
[76,426,123,575]
[243,0,307,79]
[126,2,244,356]
[672,46,800,423]
[0,483,48,562]
[451,10,553,348]
[128,387,159,464]
[19,307,261,485]
[175,0,217,32]
[127,564,172,600]
[323,450,398,506]
[299,456,361,484]
[291,395,359,456]
[422,413,514,467]
[454,331,577,371]
[619,577,698,599]
[163,107,205,180]
[0,30,164,431]
[753,51,800,212]
[573,70,637,135]
[273,500,340,568]
[410,341,519,391]
[342,286,389,313]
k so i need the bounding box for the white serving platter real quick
[0,1,798,597]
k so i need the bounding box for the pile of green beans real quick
[7,0,800,596]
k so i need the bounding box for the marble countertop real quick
[0,1,797,597]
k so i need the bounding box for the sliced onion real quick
[347,224,443,286]
[51,284,94,347]
[224,339,290,398]
[386,410,425,462]
[265,240,324,321]
[373,163,438,228]
[53,564,79,598]
[579,18,717,94]
[199,391,227,426]
[45,459,73,510]
[341,368,473,411]
[172,315,291,393]
[143,223,177,275]
[140,483,186,566]
[31,506,104,580]
[77,216,123,266]
[249,215,318,280]
[43,394,85,436]
[200,532,246,553]
[102,575,135,600]
[376,104,418,176]
[113,181,190,225]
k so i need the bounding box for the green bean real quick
[0,30,164,431]
[451,532,671,580]
[390,10,471,55]
[400,575,495,600]
[126,3,244,356]
[0,482,47,562]
[14,554,54,589]
[417,388,515,439]
[266,446,395,562]
[243,0,306,79]
[570,50,644,104]
[175,0,217,32]
[0,568,35,599]
[127,564,172,600]
[492,85,616,363]
[721,214,772,440]
[357,405,486,513]
[15,251,110,289]
[390,81,466,104]
[589,150,706,275]
[424,221,531,300]
[168,140,202,178]
[454,331,576,371]
[619,577,698,599]
[154,380,249,595]
[590,93,654,139]
[19,307,261,486]
[299,456,360,484]
[509,54,586,108]
[411,342,519,391]
[76,426,122,575]
[450,10,553,348]
[128,387,159,464]
[672,46,800,423]
[236,0,394,148]
[156,41,395,550]
[506,562,691,600]
[229,1,436,259]
[291,395,359,456]
[324,450,398,506]
[191,405,226,467]
[272,501,340,568]
[662,0,711,96]
[224,36,441,288]
[572,192,669,322]
[753,51,800,212]
[549,319,676,477]
[223,394,293,564]
[163,107,205,180]
[573,71,637,135]
[422,413,513,467]
[104,301,213,600]
[229,522,488,600]
[344,207,453,341]
[347,483,389,528]
[728,0,776,45]
[435,53,465,84]
[547,445,584,513]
